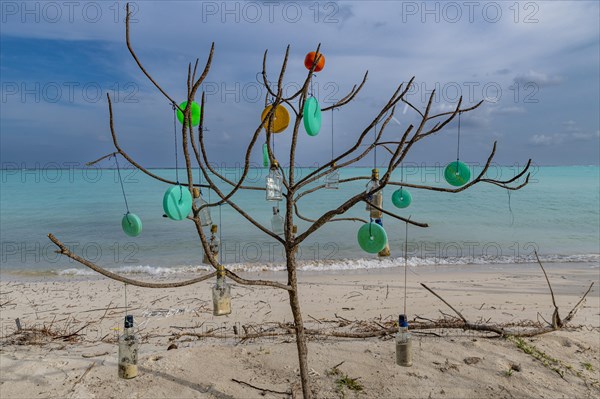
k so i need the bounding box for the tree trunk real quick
[286,249,312,399]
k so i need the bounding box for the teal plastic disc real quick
[357,222,388,254]
[263,143,269,167]
[392,188,412,208]
[176,101,201,126]
[444,161,471,187]
[163,185,193,221]
[303,96,321,136]
[121,212,142,237]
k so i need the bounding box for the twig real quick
[82,352,109,358]
[535,250,561,328]
[231,378,291,395]
[421,283,467,323]
[69,361,95,393]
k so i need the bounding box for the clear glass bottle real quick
[325,163,340,189]
[192,188,212,226]
[212,268,232,316]
[118,315,139,379]
[271,206,284,235]
[365,168,383,218]
[203,224,220,264]
[266,160,283,201]
[395,314,412,367]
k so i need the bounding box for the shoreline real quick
[1,258,598,283]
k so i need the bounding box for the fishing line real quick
[113,155,130,214]
[218,202,223,264]
[507,189,515,226]
[374,122,377,169]
[331,109,335,160]
[124,283,128,317]
[456,111,462,170]
[172,102,182,199]
[403,219,410,316]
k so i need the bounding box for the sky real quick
[1,0,599,168]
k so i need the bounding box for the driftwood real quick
[46,3,534,398]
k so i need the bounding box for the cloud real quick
[513,70,562,88]
[529,121,600,146]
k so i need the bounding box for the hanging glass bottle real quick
[271,206,284,235]
[266,160,283,201]
[395,314,412,367]
[365,168,383,218]
[325,163,340,189]
[212,267,232,316]
[191,188,212,226]
[118,315,139,379]
[203,225,220,264]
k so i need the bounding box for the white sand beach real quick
[1,262,598,398]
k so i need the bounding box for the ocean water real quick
[1,166,598,276]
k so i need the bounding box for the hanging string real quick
[507,189,515,226]
[403,218,410,316]
[456,111,462,169]
[114,155,130,214]
[172,102,183,200]
[373,122,377,169]
[309,74,315,97]
[218,203,223,264]
[124,283,128,317]
[400,162,404,191]
[172,103,180,183]
[331,109,334,161]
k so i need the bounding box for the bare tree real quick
[48,5,532,398]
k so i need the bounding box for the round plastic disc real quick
[303,97,322,136]
[176,101,201,126]
[392,188,412,208]
[163,185,193,221]
[121,213,142,237]
[262,143,269,167]
[261,104,290,133]
[444,161,471,187]
[357,222,388,254]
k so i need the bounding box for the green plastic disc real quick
[303,97,321,136]
[121,212,142,237]
[357,222,388,254]
[392,188,412,208]
[444,161,471,187]
[176,101,201,126]
[263,143,269,168]
[163,185,193,221]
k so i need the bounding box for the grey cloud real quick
[513,70,562,88]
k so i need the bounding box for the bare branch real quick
[48,234,217,288]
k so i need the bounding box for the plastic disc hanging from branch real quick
[392,188,412,208]
[444,111,470,186]
[121,212,142,237]
[163,185,193,220]
[304,51,325,72]
[444,160,470,187]
[262,143,269,167]
[176,101,201,126]
[303,97,322,136]
[261,104,290,133]
[357,222,388,254]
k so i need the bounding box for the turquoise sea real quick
[1,166,598,276]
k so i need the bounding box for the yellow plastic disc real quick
[261,104,290,134]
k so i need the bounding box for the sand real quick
[1,262,598,398]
